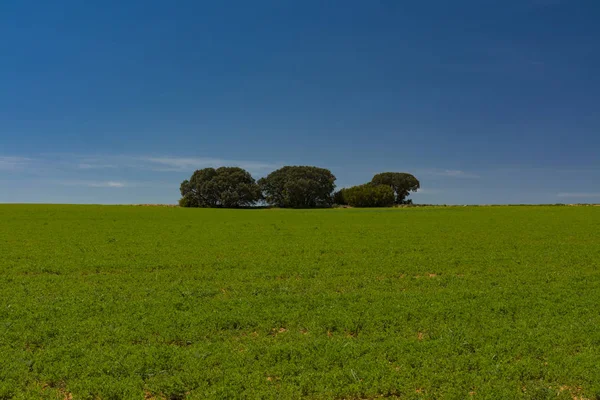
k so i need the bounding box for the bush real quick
[343,184,395,207]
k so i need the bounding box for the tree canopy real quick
[258,166,336,208]
[179,167,261,208]
[371,172,420,204]
[342,184,395,207]
[333,188,348,206]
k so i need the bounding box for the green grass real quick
[1,205,599,399]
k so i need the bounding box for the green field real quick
[1,205,599,399]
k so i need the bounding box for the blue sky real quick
[1,0,599,204]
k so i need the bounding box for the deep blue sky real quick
[1,0,599,204]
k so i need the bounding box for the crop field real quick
[1,205,599,399]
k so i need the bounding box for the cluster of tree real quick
[179,166,335,208]
[179,166,419,208]
[334,173,420,207]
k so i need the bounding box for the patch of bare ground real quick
[377,274,405,281]
[268,327,288,337]
[555,385,589,400]
[414,273,438,278]
[144,390,162,400]
[39,382,72,400]
[60,390,73,400]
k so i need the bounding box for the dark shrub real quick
[333,188,348,205]
[344,184,395,207]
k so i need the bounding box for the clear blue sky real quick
[1,0,599,204]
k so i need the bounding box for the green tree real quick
[333,188,348,205]
[371,172,420,204]
[179,167,261,208]
[258,166,336,208]
[343,184,395,207]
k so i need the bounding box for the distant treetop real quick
[258,166,336,208]
[371,172,420,205]
[179,167,261,208]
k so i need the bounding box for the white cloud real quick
[557,192,600,198]
[57,154,280,175]
[415,188,442,195]
[51,179,179,189]
[138,156,280,174]
[92,181,126,188]
[56,180,127,188]
[0,156,30,170]
[1,153,282,191]
[78,163,118,169]
[419,169,480,179]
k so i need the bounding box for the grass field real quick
[1,205,599,399]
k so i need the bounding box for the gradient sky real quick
[1,0,599,204]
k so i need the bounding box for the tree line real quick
[179,166,419,208]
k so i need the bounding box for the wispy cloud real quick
[138,156,280,174]
[55,154,281,175]
[56,180,128,188]
[77,163,118,169]
[0,156,30,170]
[419,169,480,179]
[557,192,600,198]
[92,181,125,188]
[1,153,282,195]
[51,179,179,189]
[415,188,442,195]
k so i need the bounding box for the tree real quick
[343,184,395,207]
[333,188,348,205]
[258,166,336,208]
[371,172,420,204]
[179,167,261,208]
